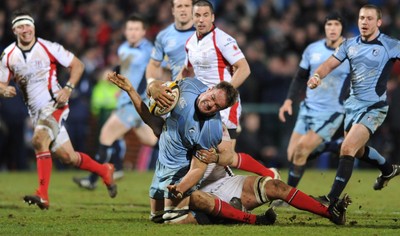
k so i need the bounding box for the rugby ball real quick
[148,81,180,116]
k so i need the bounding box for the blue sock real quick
[89,144,113,184]
[328,155,354,201]
[359,146,392,176]
[287,163,305,188]
[111,139,126,171]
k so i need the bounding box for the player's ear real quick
[377,18,382,27]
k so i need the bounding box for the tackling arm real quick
[168,156,208,198]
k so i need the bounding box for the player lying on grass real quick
[164,149,351,225]
[108,72,351,225]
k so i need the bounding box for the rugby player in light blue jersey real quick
[73,14,156,190]
[276,13,350,204]
[146,0,195,107]
[108,72,279,225]
[308,4,400,205]
[108,72,351,226]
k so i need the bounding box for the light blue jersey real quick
[334,32,400,102]
[301,39,350,112]
[151,23,195,80]
[158,78,223,169]
[117,39,153,107]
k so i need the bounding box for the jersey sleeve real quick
[151,32,165,62]
[196,119,223,150]
[39,39,74,68]
[333,39,348,62]
[0,50,12,83]
[216,31,245,65]
[299,45,311,70]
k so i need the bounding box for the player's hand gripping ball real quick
[148,81,180,116]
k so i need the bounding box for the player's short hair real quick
[126,13,148,29]
[361,4,382,20]
[171,0,194,8]
[193,0,214,14]
[325,11,345,35]
[215,81,238,109]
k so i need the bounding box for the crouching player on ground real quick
[166,152,352,225]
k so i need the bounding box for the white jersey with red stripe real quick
[184,27,244,87]
[184,27,244,129]
[0,37,74,115]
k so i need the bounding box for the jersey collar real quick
[197,24,216,41]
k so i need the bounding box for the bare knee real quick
[189,191,214,213]
[293,143,312,165]
[265,179,291,201]
[32,129,52,152]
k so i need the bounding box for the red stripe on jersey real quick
[37,41,58,91]
[212,32,228,82]
[6,46,16,81]
[185,38,193,68]
[228,101,239,125]
[52,105,69,122]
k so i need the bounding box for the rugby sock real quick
[36,151,52,199]
[110,139,126,171]
[89,144,113,183]
[285,188,329,218]
[308,138,343,160]
[236,153,276,178]
[78,152,107,177]
[287,163,306,187]
[359,146,393,176]
[212,198,257,224]
[327,155,354,201]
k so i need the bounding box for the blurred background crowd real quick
[1,0,400,171]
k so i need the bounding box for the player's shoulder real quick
[378,33,400,46]
[179,77,207,94]
[2,42,17,55]
[36,37,57,46]
[304,39,325,52]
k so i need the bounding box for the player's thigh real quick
[135,124,158,146]
[99,112,131,145]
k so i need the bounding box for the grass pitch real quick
[0,168,399,235]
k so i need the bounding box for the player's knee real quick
[265,179,290,200]
[31,129,51,151]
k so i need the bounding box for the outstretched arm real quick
[307,56,341,89]
[108,72,165,137]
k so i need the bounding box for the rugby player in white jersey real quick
[0,10,116,210]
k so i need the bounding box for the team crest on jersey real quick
[233,45,238,51]
[372,48,379,56]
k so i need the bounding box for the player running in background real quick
[0,10,116,210]
[146,0,195,86]
[73,14,156,190]
[307,4,400,205]
[272,12,350,207]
